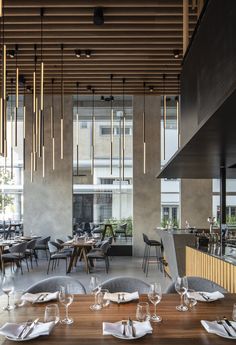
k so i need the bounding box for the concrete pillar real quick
[181,179,212,228]
[133,95,161,256]
[24,95,73,239]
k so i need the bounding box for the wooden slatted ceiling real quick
[3,0,198,94]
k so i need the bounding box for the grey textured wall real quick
[181,179,212,229]
[133,95,161,256]
[24,95,73,240]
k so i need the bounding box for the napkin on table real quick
[201,320,236,337]
[22,291,59,303]
[104,291,139,303]
[188,291,224,302]
[103,320,152,338]
[0,321,55,339]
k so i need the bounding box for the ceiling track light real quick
[173,49,180,59]
[85,50,91,58]
[93,7,104,25]
[75,49,81,58]
[110,74,113,175]
[149,86,154,93]
[7,50,15,59]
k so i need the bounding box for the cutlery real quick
[223,317,236,332]
[21,318,39,339]
[32,294,44,304]
[17,320,31,339]
[122,293,125,302]
[217,320,233,337]
[121,320,127,336]
[117,293,121,304]
[128,317,136,337]
[39,293,49,302]
[199,292,210,301]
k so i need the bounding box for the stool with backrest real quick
[142,233,163,276]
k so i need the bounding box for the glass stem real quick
[154,303,157,317]
[65,305,69,320]
[180,293,183,306]
[7,294,10,308]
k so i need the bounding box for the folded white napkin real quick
[104,292,139,303]
[103,320,152,338]
[22,292,59,303]
[0,321,55,339]
[188,291,224,302]
[201,320,236,338]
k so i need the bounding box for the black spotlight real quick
[149,86,154,93]
[85,50,91,58]
[101,96,105,101]
[26,85,32,93]
[173,49,180,58]
[75,49,81,58]
[93,7,104,25]
[7,50,15,58]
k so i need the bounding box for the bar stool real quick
[142,233,163,276]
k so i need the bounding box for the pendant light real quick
[0,0,2,17]
[110,74,113,175]
[60,43,64,160]
[0,2,7,156]
[122,78,125,180]
[176,74,180,148]
[10,78,13,179]
[14,44,19,147]
[143,82,146,174]
[91,89,95,175]
[163,74,166,161]
[23,81,25,171]
[33,45,37,171]
[40,8,45,178]
[75,82,79,176]
[51,78,55,170]
[31,80,34,183]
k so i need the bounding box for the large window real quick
[73,95,133,235]
[0,96,24,223]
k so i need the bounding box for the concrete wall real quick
[133,95,161,256]
[181,179,212,228]
[24,95,73,239]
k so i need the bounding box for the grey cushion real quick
[100,276,151,293]
[25,276,86,294]
[165,276,228,293]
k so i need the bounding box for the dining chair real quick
[87,239,111,273]
[165,276,228,293]
[35,236,51,259]
[100,276,151,293]
[25,276,86,294]
[25,239,38,268]
[47,241,70,274]
[2,241,29,275]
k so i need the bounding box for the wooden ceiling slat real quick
[2,0,198,94]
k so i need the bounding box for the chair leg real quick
[65,258,68,274]
[47,259,51,274]
[19,260,23,275]
[143,245,148,273]
[25,257,29,272]
[142,244,147,271]
[146,246,150,277]
[105,257,109,273]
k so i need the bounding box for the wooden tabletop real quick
[0,294,235,344]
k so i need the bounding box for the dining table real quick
[63,239,97,274]
[0,293,235,344]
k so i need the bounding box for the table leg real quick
[67,246,78,273]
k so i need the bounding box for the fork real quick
[117,293,121,304]
[217,320,233,337]
[121,293,125,302]
[17,320,32,339]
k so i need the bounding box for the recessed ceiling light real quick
[75,49,81,58]
[149,86,154,92]
[173,49,180,58]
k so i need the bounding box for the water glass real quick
[59,285,74,324]
[232,303,236,321]
[136,302,150,322]
[147,282,162,322]
[2,276,14,311]
[14,290,25,308]
[100,289,110,307]
[184,289,197,309]
[44,304,60,324]
[175,276,188,312]
[90,290,103,311]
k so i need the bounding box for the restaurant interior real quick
[0,0,235,344]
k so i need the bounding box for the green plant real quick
[0,169,14,212]
[105,216,133,236]
[161,218,179,229]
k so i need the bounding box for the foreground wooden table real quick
[0,294,235,344]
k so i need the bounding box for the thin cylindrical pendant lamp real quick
[60,43,64,160]
[143,82,146,174]
[122,78,125,180]
[110,74,113,175]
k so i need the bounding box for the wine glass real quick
[59,285,74,324]
[175,276,188,311]
[89,276,102,311]
[2,276,14,311]
[136,302,150,322]
[147,282,162,322]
